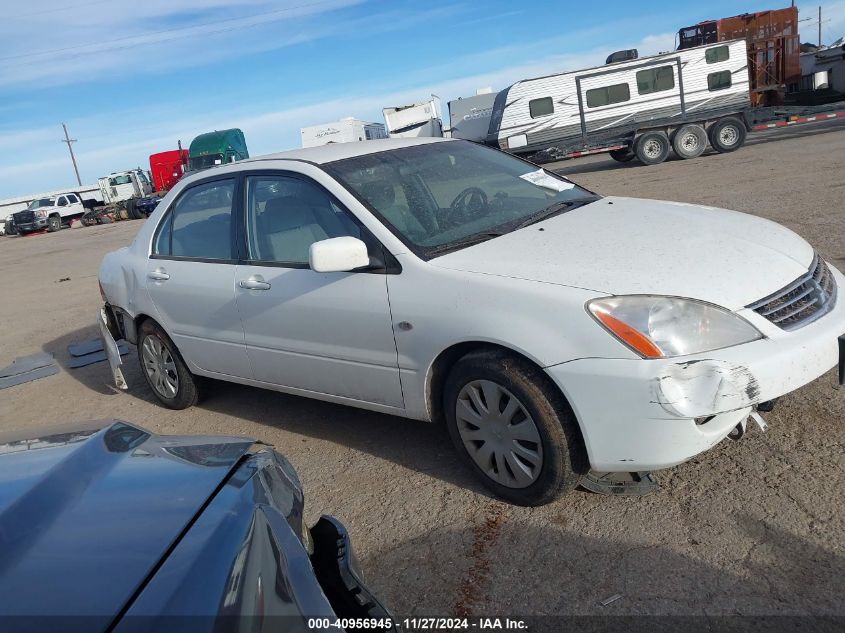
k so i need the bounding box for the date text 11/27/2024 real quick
[307,618,529,631]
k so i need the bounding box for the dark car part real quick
[580,470,660,496]
[310,516,401,630]
[839,334,845,385]
[0,421,395,631]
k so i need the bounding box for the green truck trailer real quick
[187,128,249,172]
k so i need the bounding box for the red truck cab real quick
[149,150,188,192]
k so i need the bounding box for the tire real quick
[443,349,588,506]
[609,148,635,163]
[47,215,61,232]
[137,319,200,410]
[671,124,707,159]
[126,198,143,220]
[634,130,671,165]
[709,117,747,153]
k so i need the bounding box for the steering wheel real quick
[448,187,488,222]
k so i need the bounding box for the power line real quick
[0,0,349,63]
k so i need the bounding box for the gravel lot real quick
[1,119,843,626]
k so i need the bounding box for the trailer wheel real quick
[634,131,670,165]
[47,215,61,232]
[609,149,635,163]
[672,124,707,159]
[709,117,746,153]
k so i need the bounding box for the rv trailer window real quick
[529,97,554,118]
[707,70,732,91]
[636,66,675,95]
[705,46,730,64]
[585,83,630,108]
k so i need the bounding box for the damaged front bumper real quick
[98,306,127,390]
[548,285,845,472]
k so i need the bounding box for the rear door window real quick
[156,179,235,260]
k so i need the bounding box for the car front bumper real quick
[98,306,127,390]
[16,218,48,232]
[547,266,845,472]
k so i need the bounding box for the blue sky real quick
[1,0,843,198]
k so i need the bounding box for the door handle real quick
[147,268,170,281]
[239,276,271,290]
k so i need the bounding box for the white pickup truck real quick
[5,192,86,235]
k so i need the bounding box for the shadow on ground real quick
[44,326,490,495]
[364,508,845,626]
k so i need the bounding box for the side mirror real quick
[309,237,370,273]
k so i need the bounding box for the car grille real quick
[747,254,837,331]
[13,211,34,223]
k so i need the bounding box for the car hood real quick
[431,196,815,309]
[0,421,254,619]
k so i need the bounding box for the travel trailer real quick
[300,118,387,148]
[448,91,499,142]
[487,39,751,165]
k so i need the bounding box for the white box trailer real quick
[488,39,751,165]
[300,117,387,148]
[383,98,443,138]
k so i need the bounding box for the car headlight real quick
[34,209,48,218]
[587,296,763,358]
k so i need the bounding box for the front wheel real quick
[138,319,201,409]
[47,215,61,232]
[443,350,587,506]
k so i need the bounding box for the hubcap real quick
[643,139,662,158]
[455,380,543,489]
[720,126,739,146]
[142,335,179,398]
[681,132,700,151]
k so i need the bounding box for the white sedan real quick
[98,138,845,506]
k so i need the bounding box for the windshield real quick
[28,198,53,209]
[109,175,133,186]
[188,153,224,171]
[325,141,597,257]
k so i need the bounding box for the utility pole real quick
[61,123,82,186]
[819,6,822,47]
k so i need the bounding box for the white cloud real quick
[0,0,365,88]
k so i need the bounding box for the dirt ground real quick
[1,119,843,626]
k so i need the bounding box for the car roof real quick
[241,136,452,166]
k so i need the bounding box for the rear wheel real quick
[47,215,61,232]
[709,117,747,153]
[443,349,587,506]
[609,148,635,163]
[672,124,707,159]
[634,131,670,165]
[138,319,200,409]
